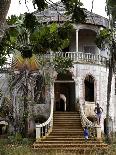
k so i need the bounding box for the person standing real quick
[94,103,103,125]
[84,126,89,142]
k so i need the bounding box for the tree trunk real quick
[0,0,11,37]
[23,70,29,137]
[106,50,114,143]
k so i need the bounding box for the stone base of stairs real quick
[33,148,109,155]
[34,112,108,152]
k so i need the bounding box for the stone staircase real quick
[33,111,108,151]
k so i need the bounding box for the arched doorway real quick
[56,94,66,111]
[84,75,94,102]
[54,71,75,111]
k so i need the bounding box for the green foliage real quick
[7,15,19,25]
[53,56,73,74]
[0,96,12,118]
[95,28,111,50]
[58,21,73,39]
[32,22,73,53]
[23,13,39,32]
[3,15,74,58]
[0,0,86,65]
[61,0,87,23]
[107,0,116,22]
[32,0,48,11]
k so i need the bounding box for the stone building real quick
[34,2,116,138]
[0,2,115,139]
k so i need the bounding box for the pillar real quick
[95,124,102,140]
[36,127,41,141]
[76,29,79,52]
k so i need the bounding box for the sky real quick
[7,0,107,18]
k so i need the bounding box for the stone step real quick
[52,128,83,131]
[54,115,80,118]
[53,122,82,124]
[54,114,80,116]
[53,128,82,130]
[53,120,81,123]
[53,118,81,122]
[54,115,80,117]
[37,141,103,144]
[34,111,108,151]
[54,112,79,114]
[53,125,82,128]
[42,135,96,141]
[47,135,85,138]
[33,143,108,149]
[33,146,108,152]
[51,130,83,133]
[53,124,82,127]
[50,134,84,137]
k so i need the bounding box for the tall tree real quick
[105,0,116,143]
[0,0,86,66]
[0,0,11,39]
[96,0,116,143]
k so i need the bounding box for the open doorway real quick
[84,75,94,102]
[56,98,65,111]
[54,72,75,111]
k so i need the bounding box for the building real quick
[34,2,116,139]
[0,2,115,140]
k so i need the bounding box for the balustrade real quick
[36,96,54,141]
[42,52,107,66]
[79,102,102,140]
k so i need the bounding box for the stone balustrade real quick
[44,52,108,66]
[0,52,107,72]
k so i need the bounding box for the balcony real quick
[44,52,108,66]
[0,52,108,72]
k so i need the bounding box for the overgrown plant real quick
[95,0,116,143]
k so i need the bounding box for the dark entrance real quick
[84,75,94,102]
[56,99,65,111]
[54,72,75,111]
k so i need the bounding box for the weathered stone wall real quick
[74,63,116,132]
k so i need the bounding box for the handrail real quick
[79,102,102,139]
[36,95,54,140]
[79,103,94,128]
[36,100,54,128]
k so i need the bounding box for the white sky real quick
[7,0,107,18]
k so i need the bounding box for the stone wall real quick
[74,63,116,131]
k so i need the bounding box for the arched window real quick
[84,75,94,102]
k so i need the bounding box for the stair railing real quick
[36,96,54,141]
[79,102,96,137]
[79,102,94,127]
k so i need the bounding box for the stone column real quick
[36,127,41,141]
[76,29,79,52]
[73,78,79,111]
[51,82,54,111]
[95,124,102,140]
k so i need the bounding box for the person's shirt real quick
[84,128,89,136]
[94,107,103,114]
